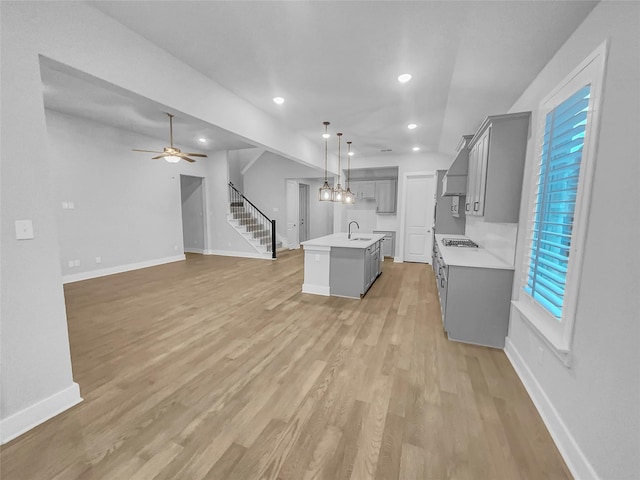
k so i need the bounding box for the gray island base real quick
[300,233,385,299]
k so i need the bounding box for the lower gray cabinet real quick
[433,242,513,348]
[330,240,382,298]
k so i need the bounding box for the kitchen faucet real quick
[348,221,360,239]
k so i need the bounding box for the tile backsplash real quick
[465,216,518,266]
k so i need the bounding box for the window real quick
[514,43,606,354]
[524,85,590,320]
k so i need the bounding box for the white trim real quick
[184,248,204,254]
[62,255,185,284]
[302,284,330,296]
[204,249,273,260]
[505,339,600,480]
[1,383,82,445]
[518,41,607,352]
[398,170,436,263]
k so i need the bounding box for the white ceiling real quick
[48,1,597,159]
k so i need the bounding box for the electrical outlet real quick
[74,259,80,267]
[62,202,69,209]
[68,260,74,268]
[95,257,102,264]
[68,202,75,209]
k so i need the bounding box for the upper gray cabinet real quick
[375,179,397,214]
[465,112,531,223]
[442,135,473,196]
[348,167,399,214]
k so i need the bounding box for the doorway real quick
[298,183,310,243]
[180,175,206,254]
[401,172,435,263]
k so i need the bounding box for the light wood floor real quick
[0,250,571,479]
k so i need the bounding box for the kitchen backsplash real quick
[465,216,518,266]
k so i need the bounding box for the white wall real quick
[505,2,640,479]
[2,0,291,438]
[345,152,453,257]
[242,152,330,242]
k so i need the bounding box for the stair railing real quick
[228,182,276,259]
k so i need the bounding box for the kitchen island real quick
[300,233,385,298]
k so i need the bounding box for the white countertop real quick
[302,232,386,249]
[435,234,514,270]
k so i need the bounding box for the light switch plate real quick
[15,220,34,240]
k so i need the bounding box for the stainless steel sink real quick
[350,237,372,241]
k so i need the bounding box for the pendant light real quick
[342,141,356,204]
[332,133,344,202]
[318,121,332,201]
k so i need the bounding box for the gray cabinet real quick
[330,240,383,298]
[442,135,474,196]
[375,179,397,214]
[465,112,531,222]
[351,181,375,200]
[450,195,465,218]
[349,179,397,213]
[373,230,396,258]
[434,170,465,235]
[433,242,514,348]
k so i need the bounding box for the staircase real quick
[227,183,279,258]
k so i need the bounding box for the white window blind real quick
[524,85,590,320]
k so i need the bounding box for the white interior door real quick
[402,173,435,263]
[286,180,299,248]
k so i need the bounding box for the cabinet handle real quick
[465,203,470,212]
[474,201,479,211]
[440,277,445,288]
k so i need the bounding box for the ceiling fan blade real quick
[184,153,208,157]
[133,149,164,153]
[152,155,168,160]
[181,156,196,163]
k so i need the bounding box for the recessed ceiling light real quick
[273,97,285,105]
[398,73,412,84]
[407,123,417,130]
[412,146,420,152]
[198,137,207,143]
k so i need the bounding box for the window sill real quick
[511,300,573,367]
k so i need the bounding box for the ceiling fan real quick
[132,113,207,163]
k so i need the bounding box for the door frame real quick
[397,170,436,263]
[298,183,310,243]
[179,174,208,254]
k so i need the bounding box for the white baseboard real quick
[302,284,330,296]
[504,338,600,480]
[63,255,186,284]
[204,249,273,260]
[184,248,204,254]
[393,256,403,263]
[1,383,82,445]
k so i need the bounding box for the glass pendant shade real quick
[332,184,344,202]
[319,181,332,201]
[332,132,345,202]
[165,155,181,163]
[319,121,332,202]
[343,188,355,204]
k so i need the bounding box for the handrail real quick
[229,183,271,221]
[228,182,276,259]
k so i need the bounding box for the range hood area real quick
[441,134,473,196]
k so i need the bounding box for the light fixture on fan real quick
[319,121,332,201]
[342,141,355,204]
[132,113,207,163]
[332,133,345,202]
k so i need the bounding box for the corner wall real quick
[505,2,640,478]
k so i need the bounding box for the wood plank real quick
[0,250,572,480]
